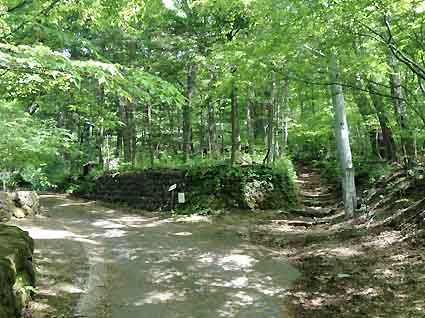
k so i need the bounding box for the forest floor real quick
[249,166,425,317]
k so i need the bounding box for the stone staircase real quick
[249,167,343,246]
[289,167,342,222]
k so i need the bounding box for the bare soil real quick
[250,167,425,317]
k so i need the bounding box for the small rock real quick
[13,207,26,219]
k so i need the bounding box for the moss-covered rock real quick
[0,225,35,318]
[0,192,14,222]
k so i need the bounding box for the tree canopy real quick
[1,0,424,208]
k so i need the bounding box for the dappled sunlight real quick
[148,267,187,285]
[347,287,379,298]
[306,246,362,258]
[134,290,187,305]
[175,215,212,223]
[196,252,258,271]
[58,201,96,207]
[21,226,75,240]
[362,231,402,249]
[173,232,192,236]
[218,254,258,271]
[13,196,301,317]
[92,220,127,229]
[141,218,172,227]
[218,291,256,317]
[224,276,249,288]
[18,225,100,245]
[91,229,128,238]
[55,283,85,294]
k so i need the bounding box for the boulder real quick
[0,192,14,222]
[13,192,40,217]
[0,225,35,318]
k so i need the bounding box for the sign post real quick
[168,184,177,210]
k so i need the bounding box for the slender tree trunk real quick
[282,78,289,156]
[97,127,104,169]
[367,81,397,161]
[230,67,240,165]
[246,98,255,156]
[116,97,124,158]
[330,53,357,219]
[266,73,276,165]
[145,104,154,167]
[183,64,196,163]
[274,80,281,161]
[387,53,414,165]
[96,86,105,169]
[353,75,378,158]
[121,98,134,164]
[207,71,217,156]
[199,106,205,156]
[87,117,94,162]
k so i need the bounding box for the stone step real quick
[289,207,336,218]
[302,198,338,208]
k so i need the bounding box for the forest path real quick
[15,195,299,318]
[287,166,343,224]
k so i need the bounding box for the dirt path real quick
[250,167,425,317]
[14,195,299,318]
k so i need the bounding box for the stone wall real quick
[81,169,186,211]
[78,165,299,211]
[0,225,35,318]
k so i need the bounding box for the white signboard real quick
[168,184,177,192]
[178,193,186,204]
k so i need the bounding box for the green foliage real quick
[310,159,340,184]
[0,101,74,189]
[2,0,425,196]
[273,156,298,190]
[355,161,398,187]
[181,163,299,213]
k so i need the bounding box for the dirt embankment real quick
[249,167,425,317]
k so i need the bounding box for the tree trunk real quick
[387,52,414,165]
[367,81,397,161]
[121,98,135,164]
[97,127,104,169]
[145,104,154,167]
[207,71,217,156]
[246,98,255,156]
[282,78,289,156]
[353,75,378,158]
[230,67,240,165]
[116,97,124,158]
[274,81,281,161]
[183,64,196,163]
[266,73,276,165]
[330,53,357,219]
